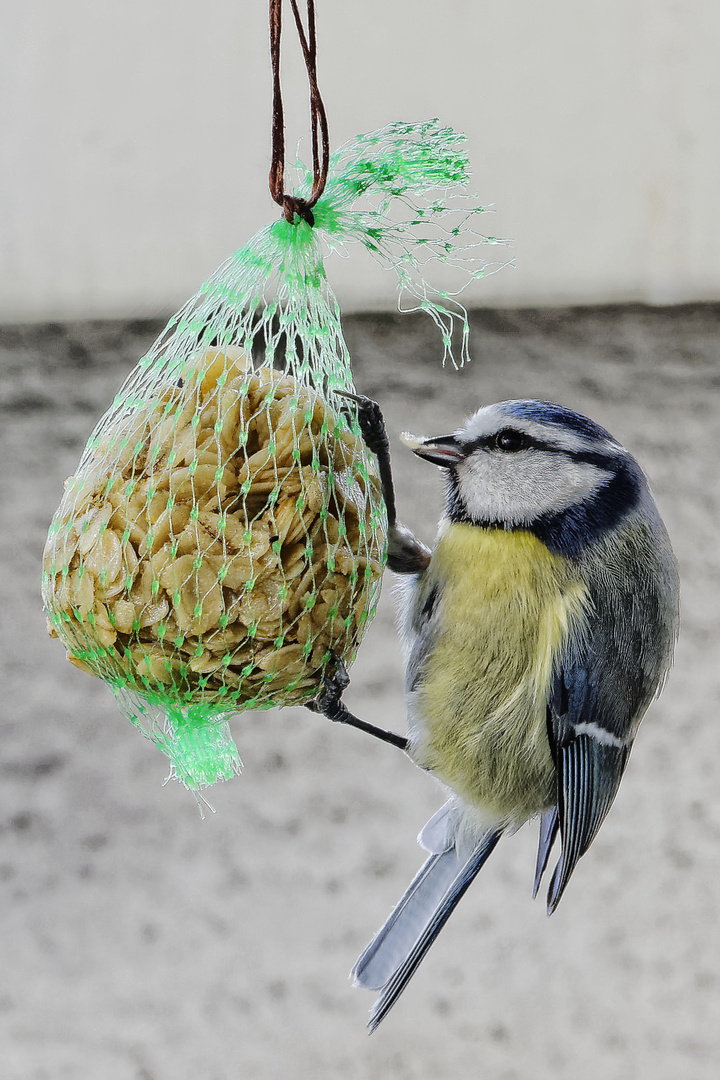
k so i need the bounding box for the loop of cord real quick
[269,0,330,226]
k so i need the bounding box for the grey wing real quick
[541,509,679,914]
[398,568,447,747]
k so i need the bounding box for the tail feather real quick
[352,827,503,1030]
[417,799,456,854]
[353,848,465,993]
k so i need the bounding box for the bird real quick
[338,395,680,1031]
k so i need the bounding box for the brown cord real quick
[268,0,330,226]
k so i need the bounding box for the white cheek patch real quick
[457,450,610,525]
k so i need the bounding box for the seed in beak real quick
[400,432,464,467]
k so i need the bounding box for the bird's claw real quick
[306,651,349,721]
[334,391,389,458]
[305,650,409,752]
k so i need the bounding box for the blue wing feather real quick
[546,734,628,913]
[533,808,559,899]
[543,507,678,913]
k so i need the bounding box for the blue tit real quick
[345,396,679,1031]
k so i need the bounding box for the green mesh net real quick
[42,119,498,791]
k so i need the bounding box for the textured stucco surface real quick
[0,306,718,1079]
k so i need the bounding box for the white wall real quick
[2,0,719,321]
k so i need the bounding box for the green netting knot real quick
[156,708,243,791]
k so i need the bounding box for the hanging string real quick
[269,0,330,227]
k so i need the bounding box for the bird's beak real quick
[399,431,465,468]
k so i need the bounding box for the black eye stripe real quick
[463,430,547,454]
[460,432,620,470]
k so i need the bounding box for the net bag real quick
[42,120,499,791]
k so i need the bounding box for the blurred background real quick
[3,0,720,320]
[1,2,719,1079]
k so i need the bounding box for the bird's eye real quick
[493,428,526,452]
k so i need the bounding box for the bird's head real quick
[401,400,646,558]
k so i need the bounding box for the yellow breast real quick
[412,524,589,824]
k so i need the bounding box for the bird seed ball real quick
[43,347,386,708]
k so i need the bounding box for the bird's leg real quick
[308,393,424,751]
[336,392,431,574]
[306,654,409,752]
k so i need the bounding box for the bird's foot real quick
[335,391,390,459]
[306,653,409,752]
